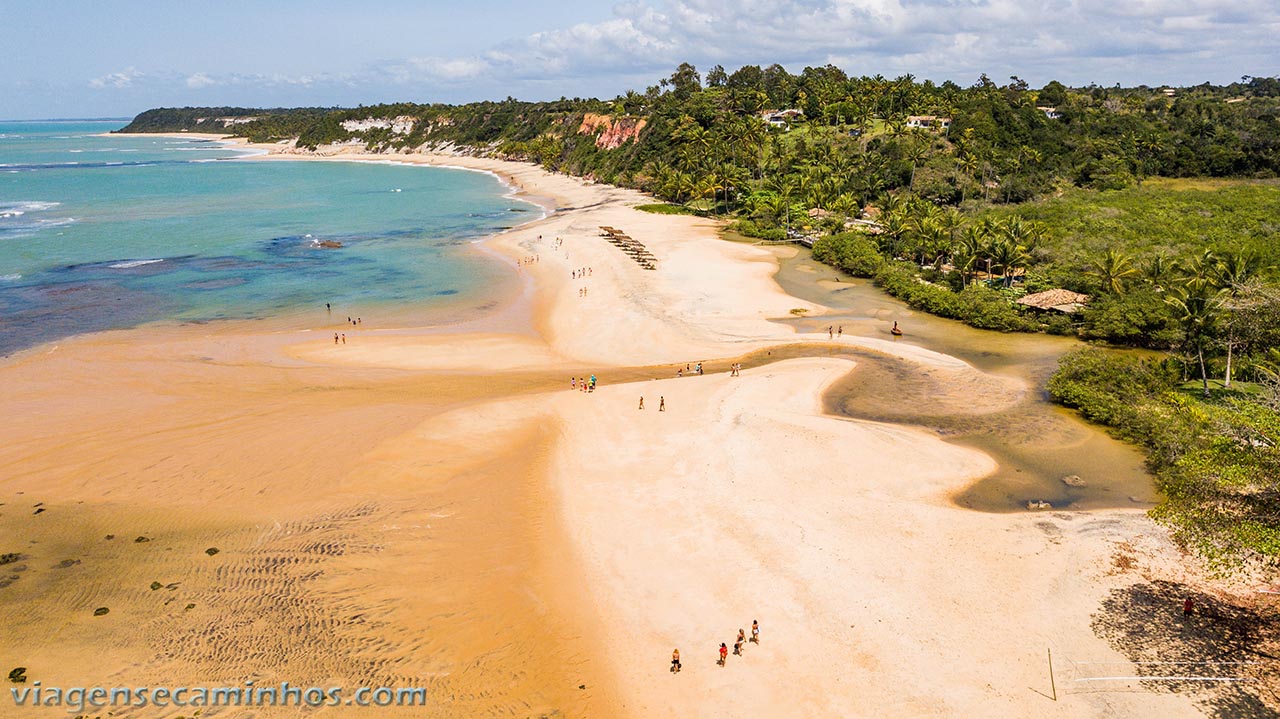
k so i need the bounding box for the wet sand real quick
[768,247,1158,511]
[0,141,1221,717]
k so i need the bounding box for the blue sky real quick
[3,0,1278,119]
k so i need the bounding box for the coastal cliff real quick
[577,113,646,150]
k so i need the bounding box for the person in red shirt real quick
[718,643,728,666]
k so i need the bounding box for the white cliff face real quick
[340,116,416,134]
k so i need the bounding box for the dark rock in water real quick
[7,667,25,684]
[1026,500,1053,510]
[32,508,45,515]
[0,553,19,566]
[1060,474,1087,488]
[0,575,18,589]
[105,535,114,540]
[185,603,196,611]
[150,581,163,591]
[53,559,80,569]
[134,536,150,543]
[205,547,220,556]
[317,240,343,249]
[93,607,109,616]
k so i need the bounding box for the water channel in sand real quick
[755,241,1159,513]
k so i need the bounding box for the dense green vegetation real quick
[1049,349,1280,572]
[121,65,1280,568]
[634,203,699,215]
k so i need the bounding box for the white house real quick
[761,109,804,128]
[906,115,951,132]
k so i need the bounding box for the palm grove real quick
[123,64,1280,570]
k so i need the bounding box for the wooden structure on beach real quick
[599,227,657,270]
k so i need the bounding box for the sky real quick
[3,0,1278,120]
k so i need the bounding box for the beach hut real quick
[1016,289,1090,314]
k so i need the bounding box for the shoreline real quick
[2,132,1247,717]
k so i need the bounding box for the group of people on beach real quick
[672,619,759,673]
[326,304,363,345]
[517,254,539,267]
[571,375,598,393]
[676,362,704,378]
[828,325,843,339]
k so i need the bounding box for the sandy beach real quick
[0,139,1252,717]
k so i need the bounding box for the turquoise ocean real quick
[0,121,536,356]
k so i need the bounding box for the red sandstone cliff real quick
[578,113,647,150]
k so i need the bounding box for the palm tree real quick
[880,210,912,259]
[1088,248,1140,294]
[906,137,930,191]
[988,238,1031,287]
[1213,249,1266,387]
[954,224,988,286]
[831,193,860,222]
[1142,253,1180,292]
[1166,280,1225,397]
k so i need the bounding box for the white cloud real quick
[82,1,1280,105]
[185,73,216,89]
[89,68,141,89]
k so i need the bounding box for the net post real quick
[1048,648,1057,701]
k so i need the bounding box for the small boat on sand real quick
[890,321,903,336]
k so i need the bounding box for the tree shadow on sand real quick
[1090,580,1280,718]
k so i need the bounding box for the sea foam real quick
[108,259,165,269]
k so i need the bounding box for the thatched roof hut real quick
[1017,289,1090,314]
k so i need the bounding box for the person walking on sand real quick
[571,377,576,391]
[750,620,760,644]
[1183,597,1195,617]
[341,334,346,344]
[838,325,843,336]
[638,396,644,410]
[334,333,339,345]
[659,396,665,412]
[718,643,728,666]
[733,632,744,656]
[671,649,681,673]
[828,325,834,339]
